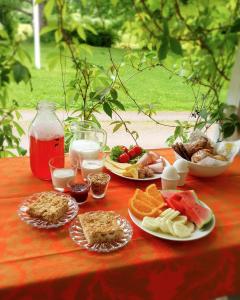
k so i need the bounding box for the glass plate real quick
[18,192,79,229]
[69,213,133,253]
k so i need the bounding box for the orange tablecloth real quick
[1,148,240,300]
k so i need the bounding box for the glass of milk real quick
[81,159,104,181]
[80,151,105,181]
[49,156,78,192]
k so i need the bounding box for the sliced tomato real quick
[118,153,130,163]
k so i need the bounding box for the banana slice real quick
[166,220,175,236]
[165,210,180,221]
[173,215,188,224]
[142,209,195,239]
[142,217,159,231]
[160,208,174,218]
[160,209,180,221]
[157,217,169,233]
[173,222,192,238]
[185,221,195,233]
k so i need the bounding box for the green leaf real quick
[111,100,125,111]
[90,115,101,128]
[166,135,176,146]
[103,145,110,152]
[48,56,59,70]
[230,18,240,33]
[81,0,87,7]
[83,24,97,35]
[40,25,58,35]
[103,102,112,118]
[113,123,123,133]
[195,121,206,130]
[13,121,25,136]
[169,37,182,55]
[222,123,235,138]
[131,131,139,140]
[44,0,55,19]
[199,109,208,121]
[55,30,63,43]
[17,47,32,64]
[73,93,79,102]
[77,26,86,41]
[230,113,240,123]
[174,126,181,138]
[12,62,31,84]
[110,89,118,100]
[163,19,169,36]
[111,0,118,6]
[17,147,27,156]
[0,133,4,147]
[158,36,169,60]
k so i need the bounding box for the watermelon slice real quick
[163,190,212,229]
[165,194,185,214]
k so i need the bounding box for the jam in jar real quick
[68,183,90,204]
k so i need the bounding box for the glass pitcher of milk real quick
[69,121,107,168]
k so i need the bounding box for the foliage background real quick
[0,0,240,156]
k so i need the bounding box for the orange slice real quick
[146,184,165,208]
[129,196,160,220]
[132,189,156,208]
[135,188,163,209]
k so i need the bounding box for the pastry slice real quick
[27,192,69,223]
[78,211,124,244]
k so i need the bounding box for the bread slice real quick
[27,192,69,223]
[78,211,124,244]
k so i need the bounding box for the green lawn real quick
[9,42,227,111]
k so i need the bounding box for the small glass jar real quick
[87,173,111,199]
[68,182,90,204]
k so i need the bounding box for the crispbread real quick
[27,192,69,223]
[78,211,124,244]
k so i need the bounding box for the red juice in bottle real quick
[29,101,65,180]
[30,135,64,180]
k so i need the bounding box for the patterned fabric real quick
[0,149,240,300]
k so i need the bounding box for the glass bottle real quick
[29,101,64,180]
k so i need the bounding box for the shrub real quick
[85,27,118,47]
[77,17,119,47]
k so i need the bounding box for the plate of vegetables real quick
[105,145,170,180]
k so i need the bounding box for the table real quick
[1,148,240,300]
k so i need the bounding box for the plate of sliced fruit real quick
[128,184,215,241]
[105,145,170,180]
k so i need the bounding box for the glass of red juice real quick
[68,182,90,204]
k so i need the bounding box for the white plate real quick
[105,157,170,181]
[128,199,215,241]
